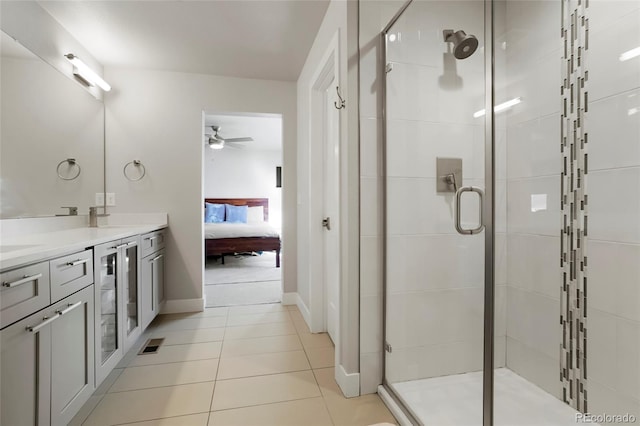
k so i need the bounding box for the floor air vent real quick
[138,338,164,355]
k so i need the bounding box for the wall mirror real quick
[0,30,104,219]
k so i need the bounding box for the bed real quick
[204,198,281,267]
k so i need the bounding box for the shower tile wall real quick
[501,0,564,399]
[501,0,640,416]
[583,0,640,418]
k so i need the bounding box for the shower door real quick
[383,0,495,424]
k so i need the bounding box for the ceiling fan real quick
[205,125,254,150]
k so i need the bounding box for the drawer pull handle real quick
[144,235,160,241]
[3,273,43,288]
[113,241,137,250]
[150,254,164,262]
[26,314,61,332]
[66,258,89,267]
[56,301,83,316]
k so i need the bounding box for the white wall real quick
[204,148,283,229]
[104,67,297,308]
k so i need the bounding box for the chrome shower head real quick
[443,29,479,60]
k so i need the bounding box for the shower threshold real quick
[388,368,590,426]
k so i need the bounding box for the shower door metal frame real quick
[380,0,496,424]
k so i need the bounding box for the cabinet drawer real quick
[141,230,166,258]
[0,262,50,329]
[50,249,94,303]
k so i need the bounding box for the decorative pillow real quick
[247,206,265,223]
[225,204,248,223]
[205,203,225,223]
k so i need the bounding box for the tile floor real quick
[71,303,397,426]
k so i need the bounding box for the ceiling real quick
[204,113,282,151]
[39,0,330,82]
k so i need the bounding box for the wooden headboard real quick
[205,198,269,221]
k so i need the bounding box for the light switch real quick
[106,193,116,206]
[95,193,105,206]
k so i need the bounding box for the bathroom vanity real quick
[0,218,167,426]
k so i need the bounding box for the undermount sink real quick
[0,244,40,253]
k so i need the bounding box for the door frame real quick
[308,32,341,339]
[199,110,286,308]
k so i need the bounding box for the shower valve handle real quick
[444,173,459,192]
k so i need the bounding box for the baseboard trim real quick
[336,364,360,398]
[296,294,312,326]
[281,292,297,305]
[161,298,205,314]
[378,385,412,426]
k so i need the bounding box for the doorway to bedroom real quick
[203,112,283,307]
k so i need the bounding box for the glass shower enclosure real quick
[382,0,640,424]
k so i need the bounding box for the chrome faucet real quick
[89,207,98,227]
[57,206,78,216]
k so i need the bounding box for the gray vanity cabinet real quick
[0,284,94,426]
[94,236,141,386]
[141,231,165,330]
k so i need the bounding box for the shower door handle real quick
[454,186,485,235]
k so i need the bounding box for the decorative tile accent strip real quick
[560,0,589,413]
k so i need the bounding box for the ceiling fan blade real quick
[225,143,245,150]
[224,137,254,143]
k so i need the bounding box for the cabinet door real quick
[121,236,141,353]
[141,249,165,331]
[94,240,122,386]
[154,249,165,309]
[50,285,95,426]
[1,306,53,426]
[140,253,154,330]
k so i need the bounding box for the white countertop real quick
[0,223,167,271]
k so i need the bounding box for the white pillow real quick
[247,206,265,223]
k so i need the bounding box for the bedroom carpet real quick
[205,252,281,307]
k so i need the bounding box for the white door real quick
[323,84,340,343]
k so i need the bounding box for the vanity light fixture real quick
[473,97,522,118]
[64,53,111,92]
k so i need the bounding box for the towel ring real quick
[56,158,81,180]
[123,160,146,182]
